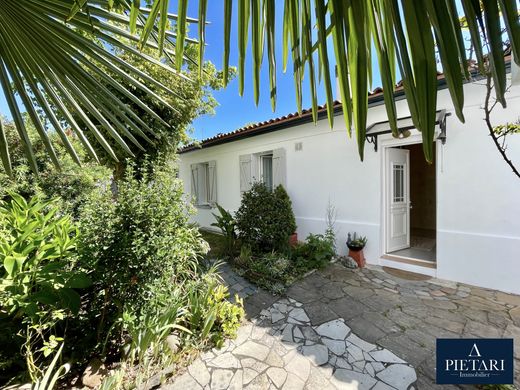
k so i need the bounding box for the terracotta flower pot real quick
[289,232,298,247]
[348,248,366,268]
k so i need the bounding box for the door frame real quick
[379,130,439,261]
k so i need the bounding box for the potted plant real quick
[289,231,298,247]
[347,233,367,268]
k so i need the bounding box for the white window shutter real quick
[272,148,287,188]
[207,160,217,206]
[239,154,252,193]
[190,164,199,204]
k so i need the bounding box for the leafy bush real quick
[0,119,110,218]
[211,204,237,257]
[235,183,296,251]
[292,234,336,271]
[0,194,90,381]
[186,277,244,348]
[78,162,209,345]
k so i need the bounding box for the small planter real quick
[347,244,366,268]
[289,232,298,247]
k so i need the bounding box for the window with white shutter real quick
[240,148,286,194]
[272,148,286,188]
[191,161,217,207]
[239,154,253,193]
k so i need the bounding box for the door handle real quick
[409,201,413,209]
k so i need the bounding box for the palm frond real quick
[0,0,518,174]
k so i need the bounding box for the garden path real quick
[164,263,520,389]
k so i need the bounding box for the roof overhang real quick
[365,110,450,152]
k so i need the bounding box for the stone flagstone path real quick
[165,297,417,390]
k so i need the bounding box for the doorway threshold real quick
[389,246,436,263]
[381,254,437,269]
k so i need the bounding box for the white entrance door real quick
[386,148,410,252]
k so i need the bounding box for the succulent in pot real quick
[346,233,367,267]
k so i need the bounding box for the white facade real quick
[179,79,520,295]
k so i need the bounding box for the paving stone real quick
[331,296,368,320]
[322,338,346,355]
[304,366,336,390]
[302,344,329,366]
[426,315,465,334]
[322,281,347,300]
[169,264,520,390]
[376,364,417,389]
[242,368,259,385]
[244,373,269,390]
[272,302,288,313]
[286,285,322,303]
[331,369,378,389]
[315,319,351,340]
[377,335,431,367]
[421,299,458,310]
[285,353,311,382]
[234,341,270,361]
[342,285,375,300]
[346,333,377,352]
[283,373,306,390]
[281,324,294,342]
[304,301,339,326]
[266,367,287,388]
[188,359,211,387]
[510,306,520,326]
[270,309,284,323]
[463,321,504,338]
[288,307,310,323]
[210,369,234,390]
[207,352,240,369]
[503,323,520,359]
[346,342,365,362]
[264,350,284,368]
[347,316,388,344]
[167,371,203,390]
[370,362,385,373]
[496,292,520,306]
[240,358,268,372]
[228,370,243,390]
[372,381,397,390]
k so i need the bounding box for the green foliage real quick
[235,244,252,268]
[78,161,209,340]
[291,234,336,271]
[186,277,244,348]
[235,183,296,251]
[0,118,110,217]
[33,343,70,390]
[0,195,89,320]
[347,232,368,249]
[0,194,89,382]
[211,204,237,257]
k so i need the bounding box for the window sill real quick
[195,204,214,210]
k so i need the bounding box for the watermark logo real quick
[436,339,514,384]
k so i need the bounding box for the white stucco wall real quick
[179,79,520,294]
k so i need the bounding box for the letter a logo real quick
[469,343,481,358]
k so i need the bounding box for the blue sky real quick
[0,2,386,141]
[185,1,384,141]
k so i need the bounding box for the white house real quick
[179,70,520,295]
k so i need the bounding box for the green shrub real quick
[78,162,209,342]
[211,204,237,257]
[235,183,296,251]
[0,194,90,381]
[186,278,244,348]
[291,233,335,271]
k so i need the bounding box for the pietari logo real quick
[436,339,514,385]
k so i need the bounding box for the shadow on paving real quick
[165,262,520,389]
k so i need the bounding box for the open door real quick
[386,148,410,252]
